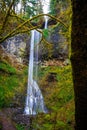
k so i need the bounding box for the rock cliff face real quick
[39,25,69,60]
[49,25,69,59]
[1,26,69,63]
[1,34,30,64]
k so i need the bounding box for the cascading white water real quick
[44,18,48,29]
[42,0,50,28]
[24,30,46,115]
[24,0,50,115]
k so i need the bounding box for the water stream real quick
[24,0,50,115]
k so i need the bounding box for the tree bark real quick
[71,0,87,130]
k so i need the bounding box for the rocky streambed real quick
[0,107,34,130]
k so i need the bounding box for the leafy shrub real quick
[0,62,28,108]
[0,62,16,74]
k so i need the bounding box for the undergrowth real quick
[0,61,28,107]
[16,64,75,130]
[0,59,75,129]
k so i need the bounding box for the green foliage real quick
[43,29,49,39]
[33,64,75,130]
[39,65,74,110]
[0,62,28,108]
[12,63,74,130]
[25,1,37,18]
[0,75,17,107]
[50,0,58,16]
[0,61,16,74]
[16,124,25,130]
[50,0,69,16]
[0,0,73,129]
[1,60,74,130]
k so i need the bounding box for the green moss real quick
[15,63,75,130]
[43,29,49,39]
[33,64,75,130]
[0,61,16,74]
[16,124,25,130]
[0,59,74,129]
[0,61,28,108]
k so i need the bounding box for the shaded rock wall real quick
[1,34,30,64]
[49,25,69,59]
[39,25,69,60]
[1,26,69,63]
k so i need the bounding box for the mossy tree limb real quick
[0,12,67,43]
[0,0,15,35]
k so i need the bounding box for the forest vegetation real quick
[0,0,85,130]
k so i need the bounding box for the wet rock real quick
[0,45,25,71]
[13,114,30,125]
[1,34,29,64]
[48,25,69,60]
[0,110,16,130]
[2,108,33,127]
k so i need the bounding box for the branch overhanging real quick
[0,13,68,43]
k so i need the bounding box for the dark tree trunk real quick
[71,0,87,130]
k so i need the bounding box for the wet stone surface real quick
[2,108,32,126]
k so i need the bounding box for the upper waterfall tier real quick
[42,0,50,14]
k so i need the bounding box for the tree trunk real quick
[71,0,87,130]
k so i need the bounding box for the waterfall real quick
[42,0,50,28]
[24,30,46,115]
[44,17,48,29]
[24,0,50,115]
